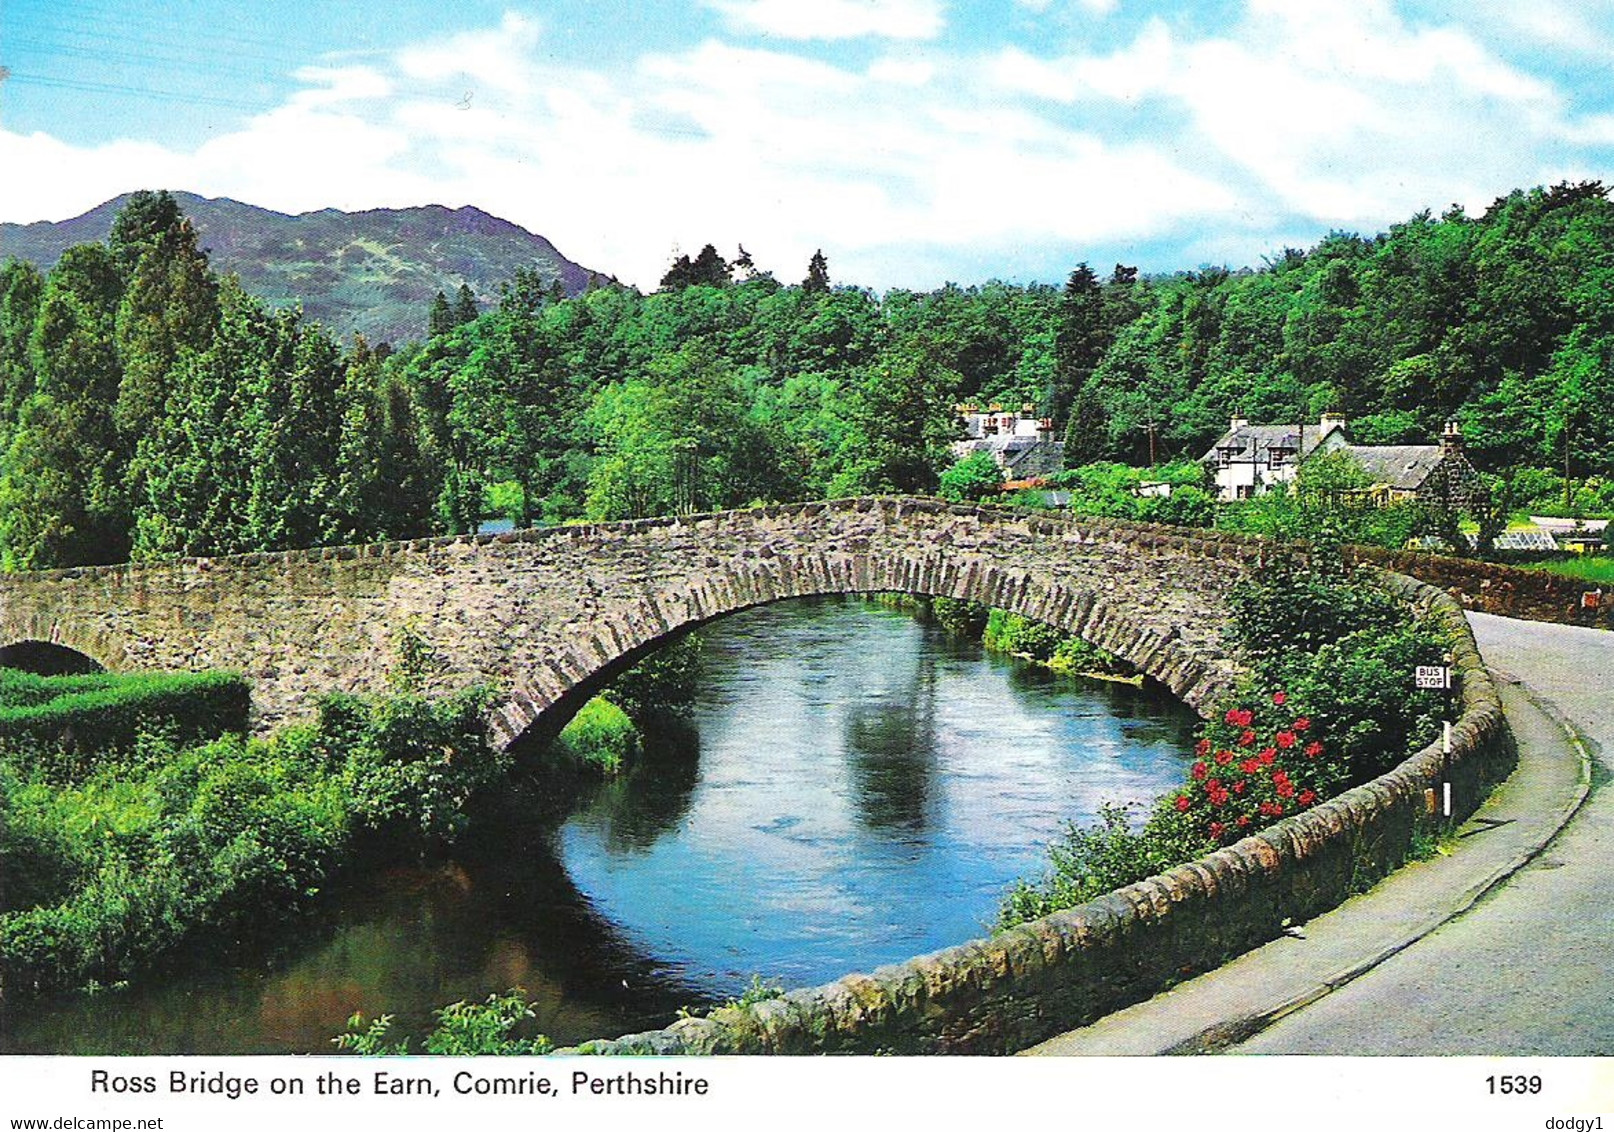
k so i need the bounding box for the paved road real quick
[1230,612,1614,1055]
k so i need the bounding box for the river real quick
[6,597,1196,1054]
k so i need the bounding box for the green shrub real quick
[930,596,989,637]
[331,685,505,844]
[982,609,1065,661]
[1001,566,1450,929]
[938,451,1003,502]
[1000,800,1210,929]
[1225,562,1403,663]
[1047,637,1133,677]
[605,634,704,721]
[335,990,553,1055]
[551,696,639,776]
[0,670,249,779]
[0,682,503,1000]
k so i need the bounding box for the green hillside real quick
[0,193,600,345]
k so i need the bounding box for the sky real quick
[3,0,1614,290]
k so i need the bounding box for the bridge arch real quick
[0,640,106,676]
[0,605,129,674]
[488,520,1250,752]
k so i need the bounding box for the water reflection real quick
[843,646,939,835]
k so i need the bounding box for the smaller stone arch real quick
[0,608,128,675]
[0,640,105,676]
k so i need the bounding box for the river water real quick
[6,597,1196,1054]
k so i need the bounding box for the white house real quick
[1202,413,1351,501]
[1201,414,1480,505]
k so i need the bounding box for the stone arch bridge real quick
[0,498,1275,750]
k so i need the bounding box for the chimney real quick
[1441,418,1463,454]
[1229,414,1249,433]
[1319,412,1347,436]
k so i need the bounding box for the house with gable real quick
[951,404,1065,480]
[1201,413,1481,506]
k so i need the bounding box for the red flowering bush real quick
[1170,688,1349,845]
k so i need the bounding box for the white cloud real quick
[4,3,1612,289]
[703,0,945,41]
[979,0,1605,232]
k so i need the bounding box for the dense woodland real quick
[2,184,1613,571]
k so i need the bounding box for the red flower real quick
[1232,779,1247,794]
[1299,790,1317,806]
[1237,815,1251,827]
[1238,728,1257,747]
[1276,730,1297,749]
[1209,821,1225,839]
[1215,749,1234,766]
[1175,795,1191,812]
[1293,717,1310,731]
[1240,758,1261,775]
[1272,770,1289,786]
[1305,741,1324,758]
[1224,707,1254,728]
[1272,801,1285,815]
[1272,691,1287,706]
[1276,781,1295,798]
[1195,738,1212,757]
[1192,761,1209,781]
[1258,748,1276,766]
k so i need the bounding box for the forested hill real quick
[1061,180,1614,476]
[0,192,599,344]
[2,183,1612,574]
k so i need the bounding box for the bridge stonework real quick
[0,498,1272,747]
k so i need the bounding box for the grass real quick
[1521,556,1614,584]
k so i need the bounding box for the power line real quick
[3,70,279,113]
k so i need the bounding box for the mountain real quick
[0,192,603,345]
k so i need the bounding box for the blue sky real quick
[4,0,1614,289]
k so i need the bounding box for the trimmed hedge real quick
[0,670,250,779]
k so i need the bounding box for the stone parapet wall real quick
[1350,545,1612,630]
[566,571,1510,1056]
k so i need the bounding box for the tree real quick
[1050,263,1104,426]
[938,450,1003,501]
[453,283,479,327]
[112,201,218,444]
[130,278,267,558]
[445,312,573,529]
[835,337,962,495]
[326,338,438,544]
[0,260,43,438]
[428,291,456,338]
[659,244,733,290]
[803,249,831,294]
[1,245,129,567]
[499,267,552,317]
[585,341,773,519]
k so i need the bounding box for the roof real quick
[1201,423,1341,464]
[952,435,1065,478]
[1340,445,1443,490]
